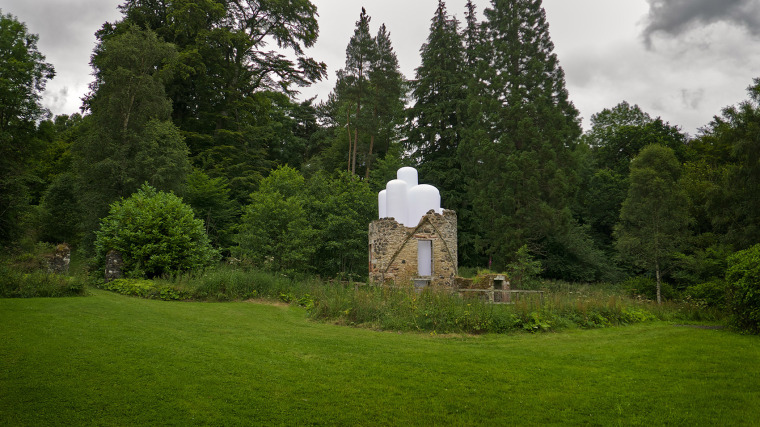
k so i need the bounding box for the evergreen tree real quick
[406,1,470,259]
[463,0,586,274]
[322,8,405,178]
[336,7,375,175]
[365,24,405,178]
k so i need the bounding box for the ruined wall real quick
[369,209,457,288]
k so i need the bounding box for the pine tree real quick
[324,8,405,177]
[464,0,585,273]
[365,24,405,178]
[406,1,468,238]
[336,8,375,175]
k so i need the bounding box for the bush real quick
[726,244,760,333]
[684,280,728,308]
[0,265,85,298]
[622,276,676,301]
[101,278,191,301]
[95,184,219,278]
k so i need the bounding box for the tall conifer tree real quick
[406,1,471,262]
[464,0,588,274]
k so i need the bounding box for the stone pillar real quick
[105,250,123,282]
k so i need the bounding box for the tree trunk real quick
[346,110,353,173]
[365,134,375,179]
[655,259,662,304]
[351,128,359,174]
[365,105,378,179]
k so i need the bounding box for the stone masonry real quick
[369,209,457,288]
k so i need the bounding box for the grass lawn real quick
[1,290,758,425]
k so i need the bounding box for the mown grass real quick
[1,290,758,425]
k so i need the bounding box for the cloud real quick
[643,0,760,47]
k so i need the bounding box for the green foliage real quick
[234,166,316,272]
[184,169,239,250]
[700,78,760,249]
[622,276,676,302]
[95,184,219,278]
[0,12,55,244]
[507,245,543,288]
[322,7,406,177]
[684,280,728,308]
[0,263,84,298]
[0,268,84,298]
[726,243,760,333]
[460,0,583,271]
[100,278,190,301]
[74,27,190,247]
[615,144,691,303]
[306,171,375,279]
[38,172,80,244]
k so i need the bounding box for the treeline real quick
[2,0,759,295]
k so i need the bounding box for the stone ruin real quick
[46,243,71,274]
[104,250,123,282]
[369,167,458,289]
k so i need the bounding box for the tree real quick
[100,0,327,201]
[576,102,687,256]
[461,0,585,273]
[95,184,219,278]
[324,8,405,178]
[73,27,190,246]
[334,8,375,175]
[234,166,316,272]
[306,171,375,279]
[406,1,467,197]
[0,12,54,244]
[364,23,405,178]
[699,78,760,250]
[183,169,239,250]
[615,144,691,303]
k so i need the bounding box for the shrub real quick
[726,244,760,333]
[622,276,676,301]
[684,280,728,308]
[95,184,219,278]
[101,278,191,301]
[0,265,85,298]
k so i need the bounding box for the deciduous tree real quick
[615,144,691,303]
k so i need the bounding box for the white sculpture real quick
[379,167,442,227]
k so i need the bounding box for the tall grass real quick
[95,264,726,334]
[0,265,86,298]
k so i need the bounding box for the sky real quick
[3,0,760,136]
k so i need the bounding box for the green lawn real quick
[1,290,758,425]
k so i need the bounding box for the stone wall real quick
[369,209,457,288]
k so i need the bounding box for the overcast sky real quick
[4,0,760,135]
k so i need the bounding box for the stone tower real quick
[369,166,458,289]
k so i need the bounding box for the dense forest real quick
[2,0,759,302]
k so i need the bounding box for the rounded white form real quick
[397,167,418,188]
[385,179,408,225]
[407,184,441,227]
[378,190,387,218]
